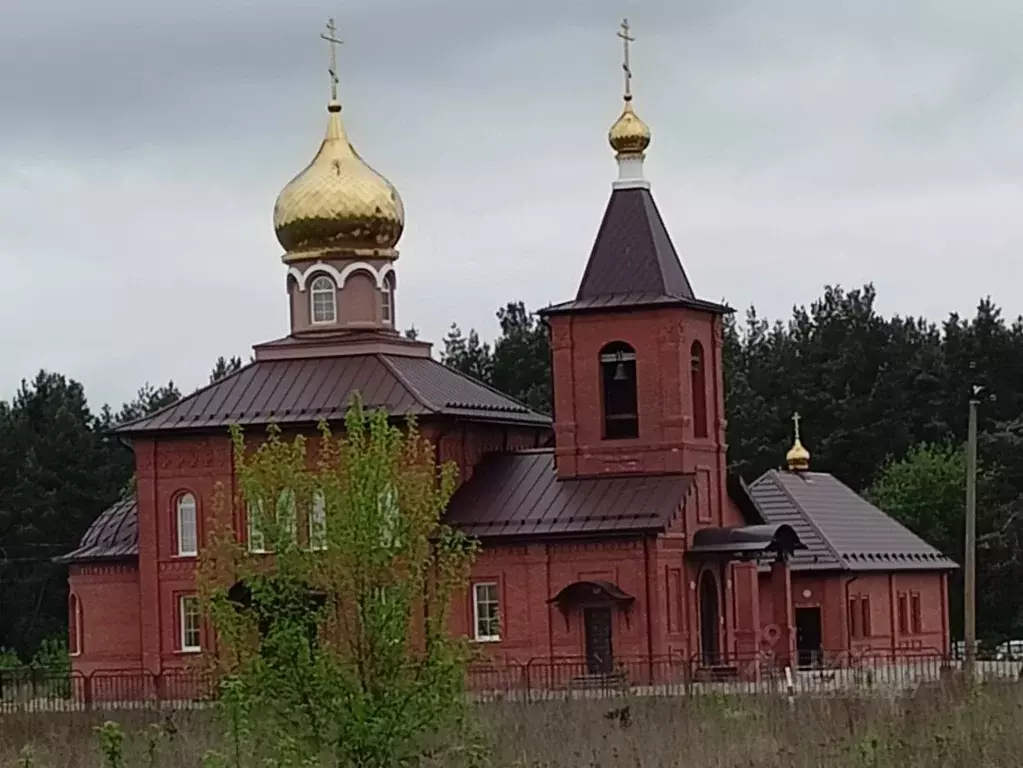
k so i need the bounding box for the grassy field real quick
[3,681,1023,766]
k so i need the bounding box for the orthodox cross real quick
[617,18,635,99]
[321,18,344,102]
[792,411,803,441]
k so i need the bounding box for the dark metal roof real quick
[549,580,635,607]
[576,187,694,301]
[688,524,805,557]
[748,470,957,572]
[116,354,550,434]
[443,449,694,539]
[56,496,139,564]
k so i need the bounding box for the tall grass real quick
[3,682,1023,766]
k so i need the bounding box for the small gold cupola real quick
[786,412,811,472]
[273,19,404,259]
[608,18,651,189]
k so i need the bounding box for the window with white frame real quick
[180,595,201,652]
[309,490,327,551]
[310,275,337,324]
[176,493,198,556]
[378,484,400,550]
[381,275,395,326]
[473,582,500,642]
[247,501,266,553]
[278,489,297,545]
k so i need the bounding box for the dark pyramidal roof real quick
[116,354,549,434]
[748,470,957,572]
[543,187,729,316]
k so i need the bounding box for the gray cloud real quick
[1,0,1020,407]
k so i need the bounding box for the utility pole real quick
[964,388,980,677]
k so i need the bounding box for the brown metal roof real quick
[443,449,694,539]
[55,496,139,564]
[575,187,696,302]
[748,470,957,572]
[116,353,550,434]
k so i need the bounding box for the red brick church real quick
[60,22,954,687]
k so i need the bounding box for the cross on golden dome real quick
[617,18,634,100]
[608,17,651,158]
[272,18,405,258]
[321,18,343,105]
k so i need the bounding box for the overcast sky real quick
[1,0,1020,409]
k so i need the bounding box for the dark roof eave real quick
[540,296,732,317]
[115,409,551,438]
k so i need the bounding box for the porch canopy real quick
[688,523,805,560]
[547,580,636,610]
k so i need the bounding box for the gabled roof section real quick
[115,354,550,435]
[576,187,695,302]
[749,470,957,572]
[443,449,694,540]
[55,496,139,564]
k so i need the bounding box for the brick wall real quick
[548,307,726,480]
[69,563,142,674]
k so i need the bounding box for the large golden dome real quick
[608,96,651,155]
[273,102,404,257]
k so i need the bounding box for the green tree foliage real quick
[197,400,477,767]
[440,301,551,413]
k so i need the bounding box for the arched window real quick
[691,341,708,439]
[69,594,82,657]
[600,341,639,440]
[310,275,337,324]
[381,274,395,326]
[176,493,198,557]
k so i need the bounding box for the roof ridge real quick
[375,354,440,413]
[114,362,256,433]
[758,469,846,569]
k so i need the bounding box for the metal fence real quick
[2,651,1021,713]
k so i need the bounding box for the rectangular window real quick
[247,503,266,553]
[898,593,908,635]
[473,582,500,642]
[180,595,201,653]
[860,596,872,638]
[848,597,860,639]
[910,593,922,634]
[309,491,327,551]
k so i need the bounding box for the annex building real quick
[60,22,955,691]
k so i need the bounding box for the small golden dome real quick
[608,97,651,155]
[273,103,404,257]
[786,439,811,472]
[786,411,811,472]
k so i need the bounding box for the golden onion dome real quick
[273,102,404,256]
[786,438,811,472]
[608,96,651,155]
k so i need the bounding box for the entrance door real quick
[795,607,823,668]
[699,571,720,666]
[584,607,613,674]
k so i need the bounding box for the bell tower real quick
[541,19,731,492]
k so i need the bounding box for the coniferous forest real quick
[2,284,1023,659]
